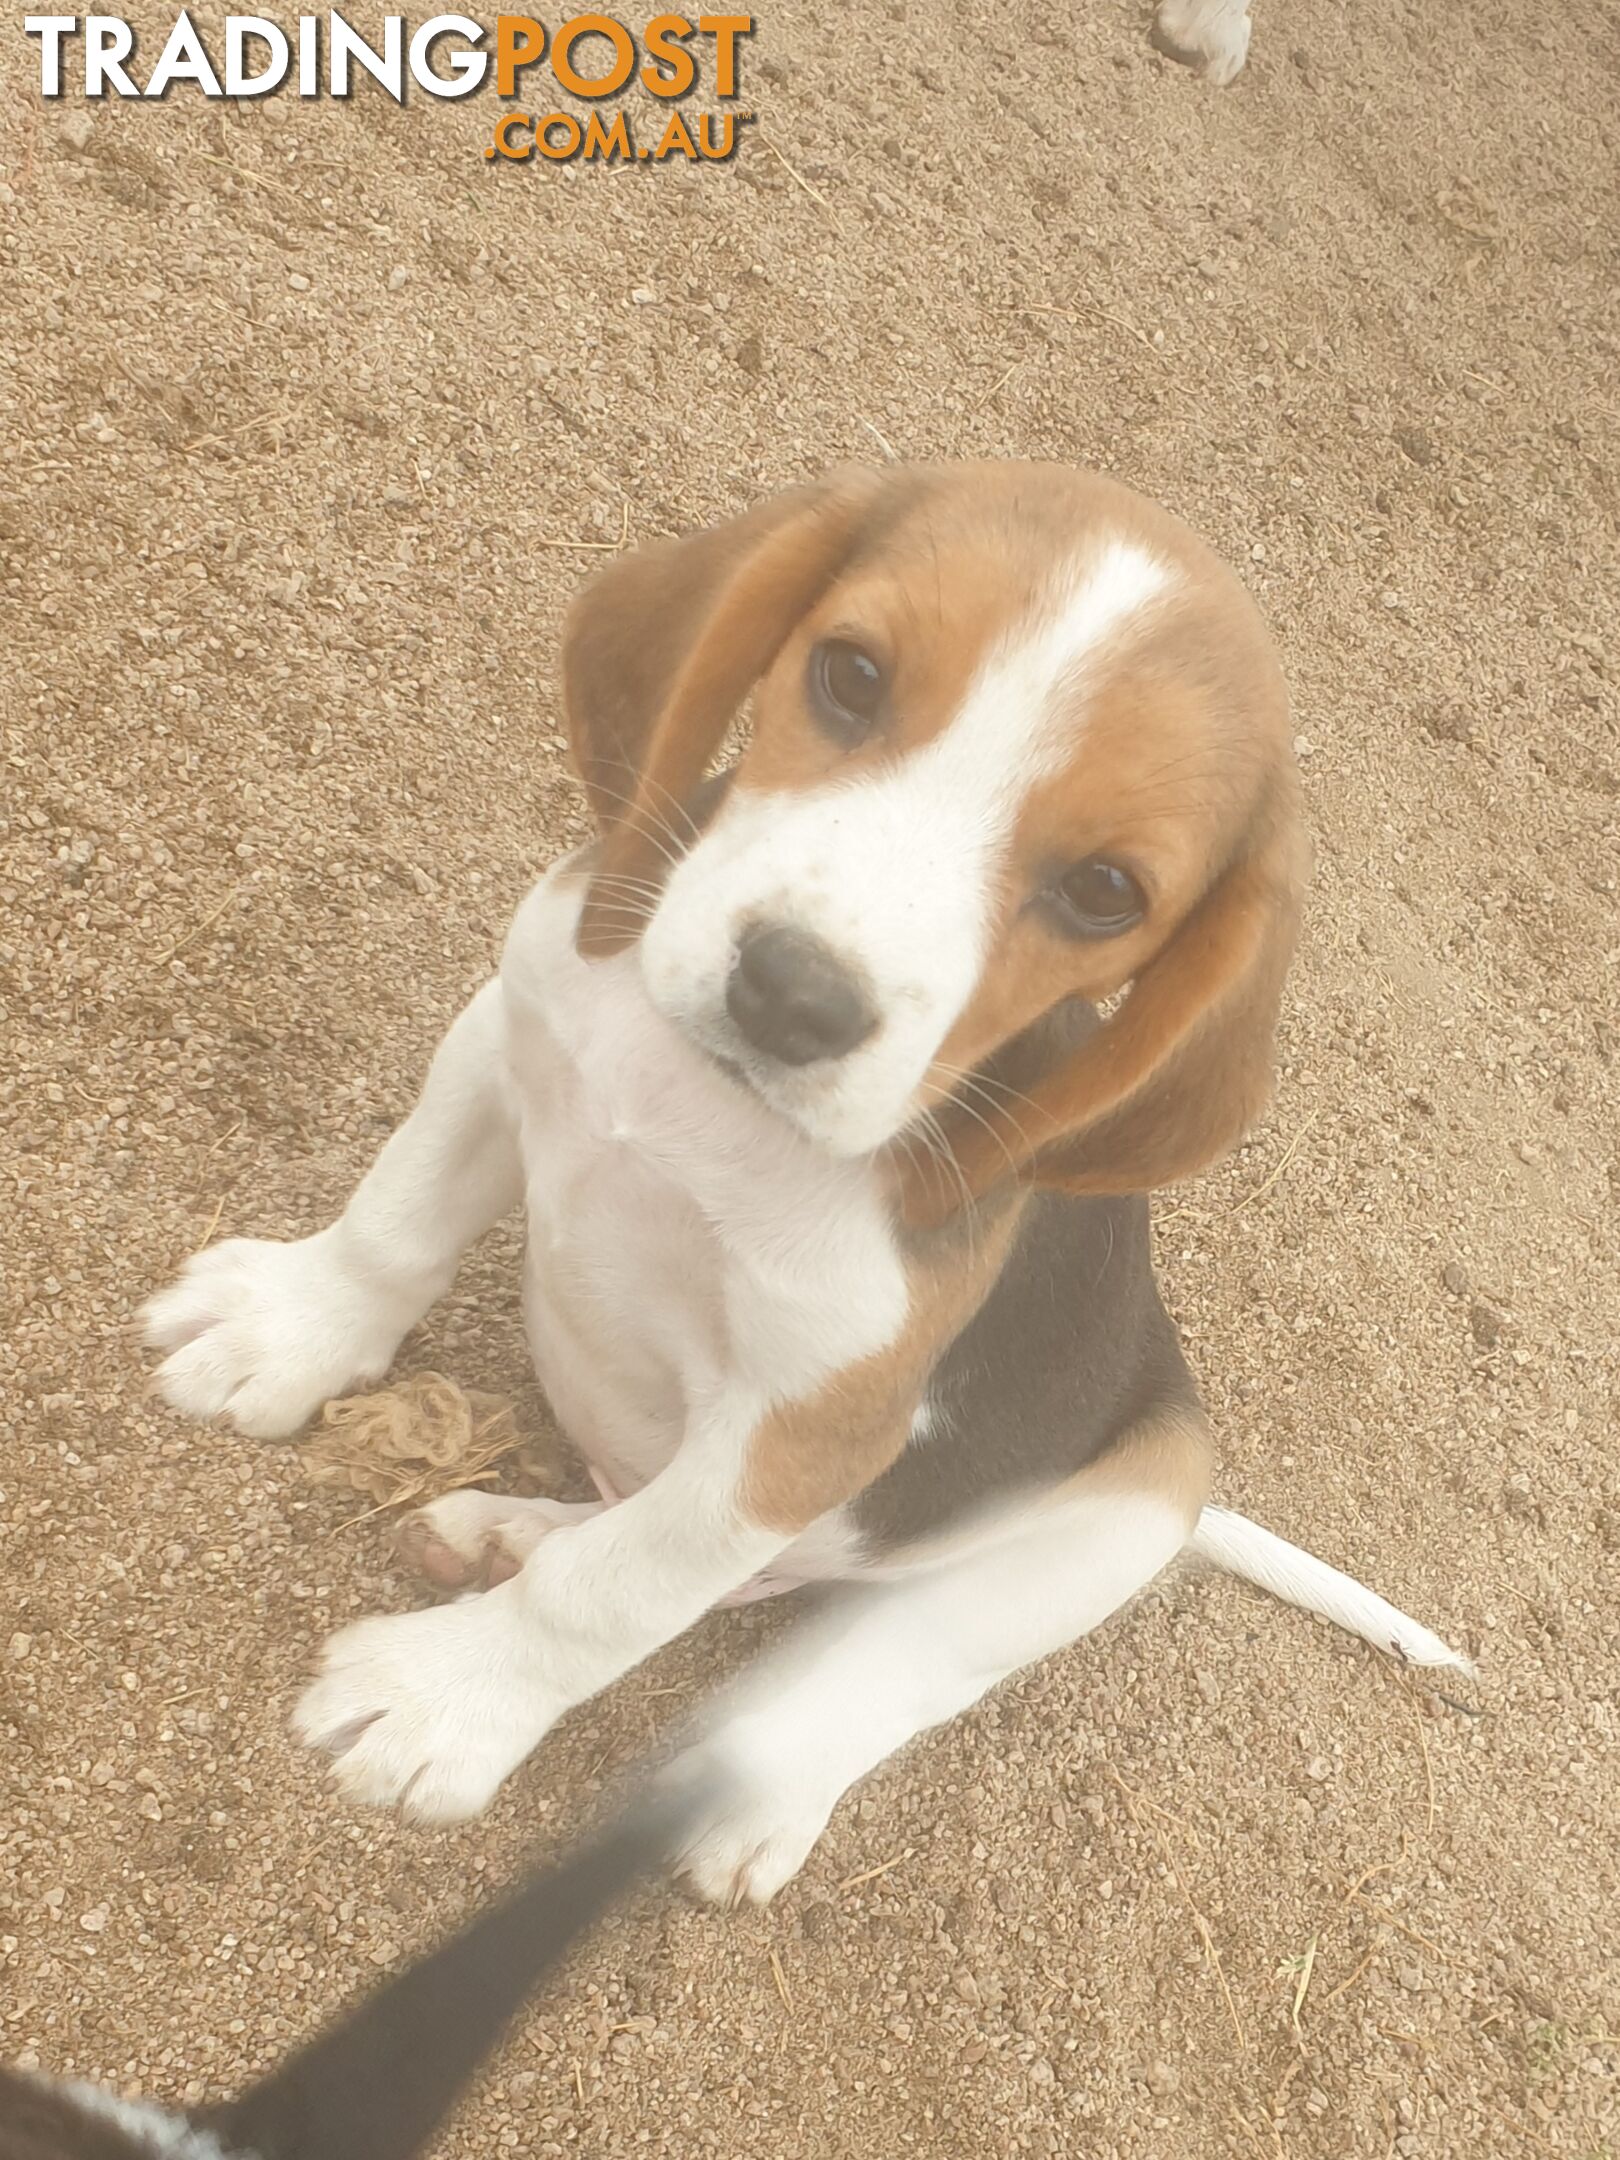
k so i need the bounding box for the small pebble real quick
[288,273,311,292]
[1469,1301,1502,1348]
[60,112,94,153]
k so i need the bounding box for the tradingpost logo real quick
[22,11,756,165]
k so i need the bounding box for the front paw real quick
[397,1490,605,1592]
[142,1229,417,1439]
[665,1744,842,1907]
[292,1592,556,1821]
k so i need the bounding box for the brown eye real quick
[809,639,885,744]
[1051,857,1145,938]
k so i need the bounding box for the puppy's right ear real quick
[562,466,894,956]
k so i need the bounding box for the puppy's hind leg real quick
[671,1470,1196,1907]
[144,979,523,1439]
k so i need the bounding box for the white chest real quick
[496,869,909,1490]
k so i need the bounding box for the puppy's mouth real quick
[708,1047,752,1092]
[682,1012,833,1130]
[650,961,901,1154]
[692,1022,911,1162]
[671,1007,777,1104]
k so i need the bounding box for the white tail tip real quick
[1189,1505,1475,1678]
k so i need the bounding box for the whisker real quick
[929,1058,1044,1140]
[583,875,663,910]
[587,759,703,852]
[574,901,657,932]
[629,766,703,848]
[926,1079,1025,1186]
[911,1105,978,1251]
[583,778,688,873]
[585,867,665,891]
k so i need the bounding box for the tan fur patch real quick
[740,1198,1026,1536]
[1064,1403,1215,1529]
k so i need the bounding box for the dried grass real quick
[299,1370,528,1517]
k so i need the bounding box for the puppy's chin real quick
[687,1027,898,1159]
[747,1067,912,1161]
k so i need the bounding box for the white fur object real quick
[1154,0,1253,85]
[1189,1505,1474,1673]
[61,2083,230,2160]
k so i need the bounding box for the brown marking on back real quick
[1061,1401,1215,1529]
[739,1195,1027,1536]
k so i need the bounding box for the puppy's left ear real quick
[906,783,1308,1221]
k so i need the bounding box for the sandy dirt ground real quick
[2,1,1618,2153]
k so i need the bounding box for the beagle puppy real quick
[143,461,1465,1904]
[0,1791,684,2160]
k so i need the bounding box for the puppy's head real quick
[565,462,1306,1219]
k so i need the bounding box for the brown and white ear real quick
[906,788,1307,1222]
[562,465,894,956]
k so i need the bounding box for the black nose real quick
[725,924,877,1066]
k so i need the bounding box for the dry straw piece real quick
[299,1370,526,1515]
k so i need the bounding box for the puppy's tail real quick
[207,1783,703,2160]
[1188,1505,1474,1677]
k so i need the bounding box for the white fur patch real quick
[1154,0,1252,84]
